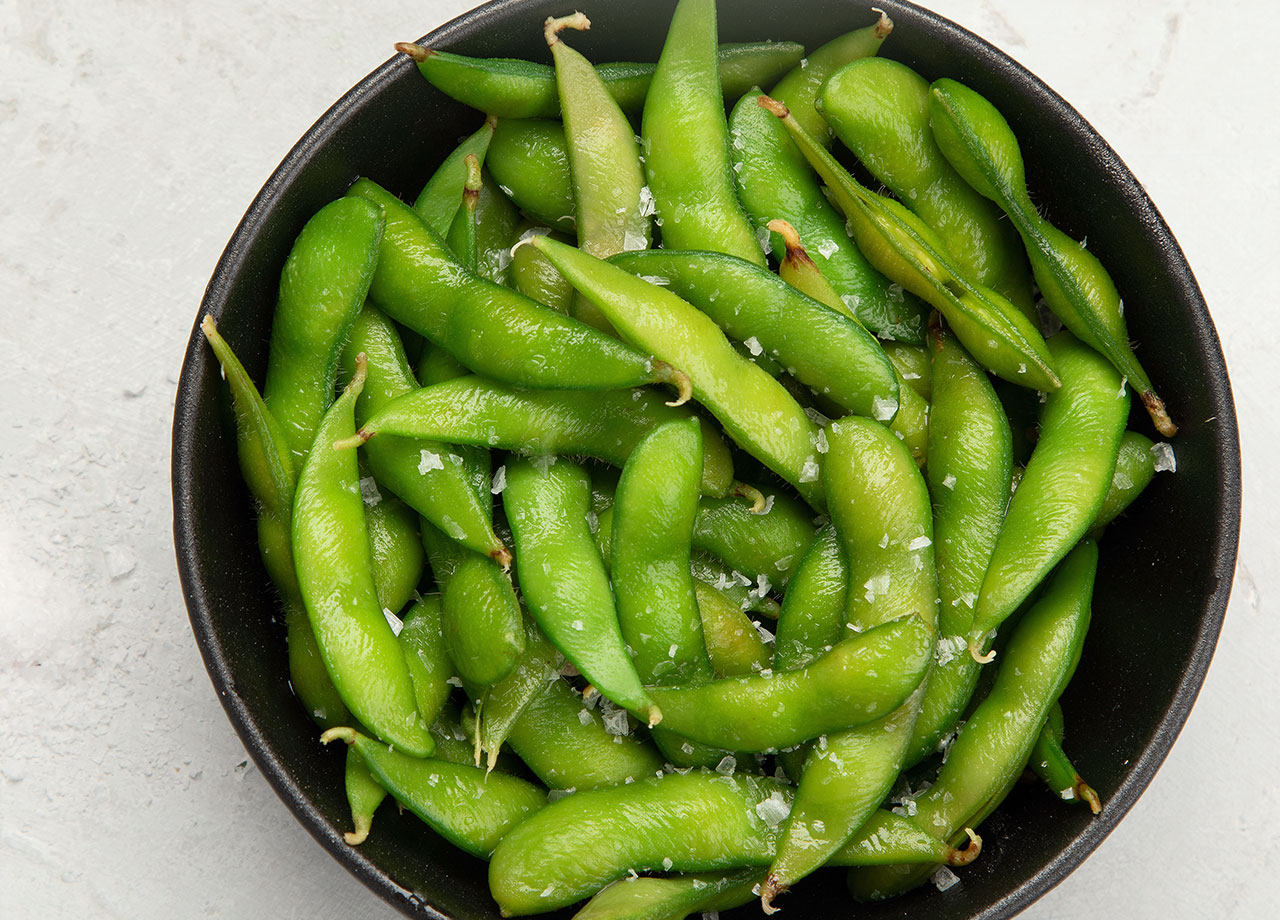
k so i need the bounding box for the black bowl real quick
[172,1,1241,917]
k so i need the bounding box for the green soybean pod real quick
[641,0,765,265]
[819,59,1035,317]
[1030,702,1102,813]
[849,540,1097,901]
[611,249,900,422]
[773,523,847,673]
[505,678,666,791]
[769,9,892,142]
[487,118,577,233]
[504,457,660,723]
[905,324,1013,767]
[444,154,483,271]
[475,169,523,284]
[347,179,688,396]
[321,727,544,859]
[510,224,574,315]
[342,747,386,846]
[340,305,507,563]
[291,358,432,756]
[691,552,783,619]
[883,342,932,400]
[692,488,816,589]
[396,595,452,732]
[413,116,495,236]
[572,868,764,920]
[396,41,803,120]
[342,376,732,496]
[729,86,928,344]
[528,235,823,508]
[694,581,773,678]
[466,618,564,772]
[362,486,424,615]
[770,220,930,465]
[261,197,384,465]
[969,332,1128,654]
[764,415,938,908]
[1092,430,1158,533]
[928,79,1175,436]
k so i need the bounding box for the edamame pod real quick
[883,342,931,400]
[510,224,574,315]
[396,41,804,120]
[346,179,689,397]
[321,727,544,859]
[970,332,1127,653]
[342,747,386,846]
[413,116,495,236]
[694,581,773,678]
[489,771,972,916]
[691,488,815,588]
[1092,430,1158,532]
[729,87,928,343]
[849,540,1097,900]
[340,305,506,563]
[487,119,576,233]
[1029,702,1102,813]
[760,96,1059,393]
[341,376,731,496]
[905,323,1012,767]
[928,78,1175,435]
[764,415,938,908]
[645,614,933,752]
[611,249,900,422]
[692,551,783,618]
[819,59,1035,316]
[528,235,823,507]
[362,485,424,615]
[572,868,763,920]
[443,153,482,271]
[292,358,432,756]
[774,523,847,673]
[769,9,892,143]
[475,169,523,284]
[641,0,765,265]
[504,457,660,723]
[396,596,452,732]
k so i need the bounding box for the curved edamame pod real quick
[527,235,823,508]
[489,771,972,916]
[292,357,432,756]
[487,118,576,233]
[321,727,545,859]
[342,747,386,846]
[475,169,523,284]
[970,332,1128,653]
[341,376,731,497]
[443,154,483,271]
[396,41,804,120]
[765,415,938,908]
[346,179,689,397]
[396,596,452,733]
[413,116,495,237]
[760,96,1059,393]
[691,487,816,588]
[510,223,574,314]
[928,79,1175,435]
[905,323,1012,767]
[641,0,765,265]
[883,341,931,400]
[774,523,847,673]
[1092,430,1158,533]
[728,87,928,344]
[1030,702,1102,813]
[645,614,933,753]
[464,619,563,771]
[611,249,900,422]
[768,9,892,143]
[362,485,424,614]
[695,581,773,678]
[849,540,1097,901]
[504,457,660,723]
[573,869,763,920]
[819,59,1035,316]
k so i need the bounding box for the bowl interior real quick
[172,1,1240,918]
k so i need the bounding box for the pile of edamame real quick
[202,1,1178,915]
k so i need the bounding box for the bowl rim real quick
[172,1,1242,917]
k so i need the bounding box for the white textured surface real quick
[0,1,1273,917]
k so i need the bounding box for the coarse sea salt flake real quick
[816,238,839,259]
[755,790,790,827]
[382,608,404,636]
[873,395,898,421]
[931,867,960,891]
[578,709,593,726]
[815,428,829,454]
[744,336,764,356]
[359,476,382,506]
[490,465,507,494]
[418,450,444,474]
[908,535,932,550]
[623,230,647,252]
[799,459,821,482]
[662,857,674,871]
[863,573,891,601]
[1151,442,1176,472]
[638,185,656,217]
[716,755,737,774]
[942,473,957,489]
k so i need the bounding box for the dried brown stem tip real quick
[766,218,812,267]
[968,639,996,664]
[394,42,431,63]
[870,8,894,39]
[757,94,790,119]
[491,544,514,572]
[1142,390,1177,437]
[732,481,768,514]
[652,360,692,406]
[947,827,983,866]
[1079,781,1103,815]
[760,874,785,915]
[545,12,591,46]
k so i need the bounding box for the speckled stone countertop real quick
[1,1,1273,917]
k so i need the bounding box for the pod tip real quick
[653,361,692,406]
[969,640,996,664]
[545,12,590,46]
[760,875,784,914]
[319,727,357,746]
[732,481,768,514]
[1142,390,1177,437]
[646,704,663,728]
[871,8,894,39]
[394,42,431,62]
[757,94,790,119]
[1080,781,1103,815]
[343,823,371,846]
[947,828,983,866]
[333,428,373,451]
[491,544,513,571]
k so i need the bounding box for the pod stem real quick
[968,638,996,664]
[394,42,432,63]
[544,12,591,46]
[760,873,785,915]
[344,817,372,846]
[319,727,358,746]
[757,94,790,120]
[651,360,693,406]
[1078,780,1103,815]
[333,428,374,451]
[766,218,816,273]
[946,827,983,866]
[1141,390,1177,438]
[871,7,894,39]
[490,544,514,571]
[731,481,768,514]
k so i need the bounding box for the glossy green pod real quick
[645,614,933,752]
[611,249,900,421]
[641,0,765,265]
[443,153,483,271]
[487,118,577,233]
[694,581,773,678]
[1092,430,1158,532]
[504,457,659,722]
[819,59,1034,316]
[510,224,574,314]
[773,523,847,673]
[262,197,384,465]
[342,747,386,846]
[475,169,523,284]
[321,727,544,859]
[905,324,1012,767]
[849,540,1097,901]
[396,596,452,732]
[765,415,938,906]
[928,78,1175,436]
[362,486,424,615]
[692,552,784,618]
[291,360,432,756]
[572,869,763,920]
[346,179,686,395]
[1029,702,1102,813]
[769,9,892,142]
[465,619,564,771]
[761,96,1059,393]
[528,235,823,507]
[970,332,1127,649]
[489,771,971,916]
[340,305,506,563]
[728,87,927,344]
[413,116,495,236]
[691,487,816,588]
[397,41,804,119]
[883,342,931,400]
[343,376,731,497]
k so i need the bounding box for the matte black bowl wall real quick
[172,1,1240,917]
